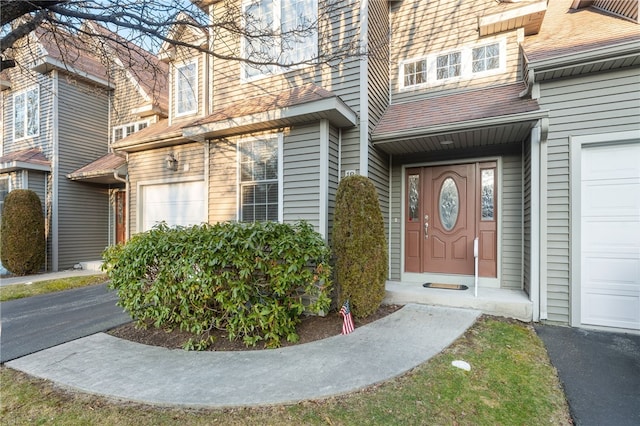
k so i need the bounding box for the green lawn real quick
[0,316,571,425]
[0,274,109,301]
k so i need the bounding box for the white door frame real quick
[570,129,640,330]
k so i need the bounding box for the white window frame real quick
[241,0,318,81]
[399,38,507,90]
[13,85,39,140]
[174,59,198,117]
[237,133,283,222]
[112,119,150,142]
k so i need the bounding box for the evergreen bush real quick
[103,221,332,349]
[333,175,388,318]
[0,189,46,275]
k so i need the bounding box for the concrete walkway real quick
[0,269,103,286]
[6,304,480,408]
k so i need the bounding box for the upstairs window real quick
[175,60,198,116]
[400,39,506,89]
[113,120,149,142]
[13,86,39,139]
[472,43,500,73]
[436,52,461,80]
[403,59,427,87]
[242,0,318,80]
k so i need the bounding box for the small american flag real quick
[339,300,355,335]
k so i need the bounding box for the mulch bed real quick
[108,304,403,351]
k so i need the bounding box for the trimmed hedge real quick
[1,189,45,275]
[103,221,332,349]
[333,175,388,318]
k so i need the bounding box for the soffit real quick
[478,0,548,36]
[372,83,545,155]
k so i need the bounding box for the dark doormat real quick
[423,282,469,290]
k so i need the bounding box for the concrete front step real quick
[384,281,532,322]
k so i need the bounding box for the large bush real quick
[333,175,387,318]
[103,221,332,349]
[1,189,45,275]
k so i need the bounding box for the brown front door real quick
[115,191,126,244]
[405,162,497,277]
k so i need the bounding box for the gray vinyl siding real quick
[56,76,110,269]
[522,138,532,296]
[327,125,340,243]
[283,125,321,228]
[209,138,238,223]
[26,170,50,270]
[389,161,402,280]
[501,155,523,290]
[538,66,640,324]
[128,142,206,234]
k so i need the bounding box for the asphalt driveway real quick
[535,324,640,426]
[0,283,131,363]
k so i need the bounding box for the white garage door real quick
[581,142,640,330]
[141,181,206,231]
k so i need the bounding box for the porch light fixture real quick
[165,153,178,171]
[440,140,454,146]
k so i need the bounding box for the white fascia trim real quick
[528,40,640,77]
[359,0,369,177]
[0,161,50,173]
[569,129,640,327]
[319,119,329,240]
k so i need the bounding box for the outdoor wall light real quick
[165,153,178,171]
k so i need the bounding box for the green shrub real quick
[333,175,388,318]
[103,221,332,349]
[1,189,45,275]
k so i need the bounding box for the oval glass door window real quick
[439,177,459,231]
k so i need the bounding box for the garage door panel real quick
[582,181,640,217]
[582,221,640,248]
[582,143,640,180]
[141,181,205,231]
[582,291,640,329]
[583,255,640,286]
[581,142,640,331]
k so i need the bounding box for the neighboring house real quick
[67,22,169,247]
[0,26,111,272]
[0,23,167,272]
[112,0,639,332]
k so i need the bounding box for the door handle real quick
[424,214,429,239]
